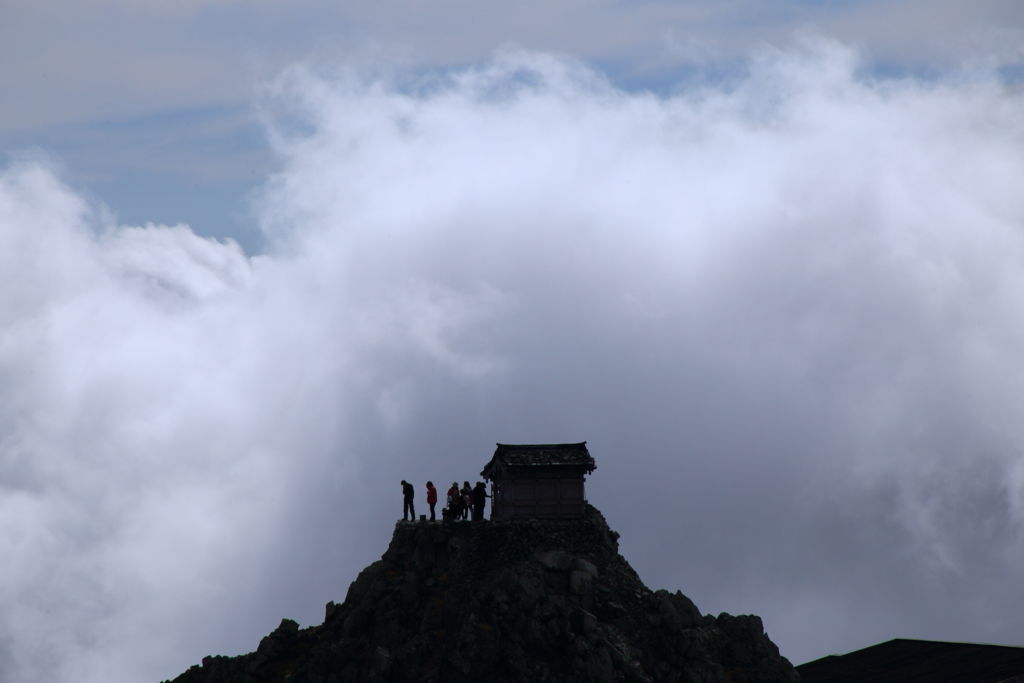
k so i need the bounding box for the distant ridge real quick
[167,505,797,682]
[798,638,1024,682]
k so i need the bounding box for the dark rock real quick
[537,549,573,571]
[569,569,594,595]
[571,608,598,635]
[574,557,599,577]
[165,504,797,683]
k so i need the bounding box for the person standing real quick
[426,481,438,521]
[472,481,489,521]
[401,480,415,521]
[461,481,472,520]
[447,481,461,519]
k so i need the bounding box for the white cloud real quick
[3,42,1024,681]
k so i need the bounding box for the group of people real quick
[400,479,490,522]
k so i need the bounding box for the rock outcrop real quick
[168,505,797,682]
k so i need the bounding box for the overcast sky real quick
[3,2,1024,682]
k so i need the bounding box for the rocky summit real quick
[167,505,797,682]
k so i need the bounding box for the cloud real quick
[3,41,1024,680]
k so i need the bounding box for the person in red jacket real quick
[426,481,438,521]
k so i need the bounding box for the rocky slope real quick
[167,505,797,682]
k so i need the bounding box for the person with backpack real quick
[401,480,415,521]
[426,481,438,521]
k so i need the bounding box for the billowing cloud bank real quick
[3,41,1024,681]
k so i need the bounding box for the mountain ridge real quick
[167,505,797,682]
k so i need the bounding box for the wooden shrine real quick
[481,442,596,520]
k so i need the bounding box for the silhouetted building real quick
[797,638,1024,682]
[481,442,596,520]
